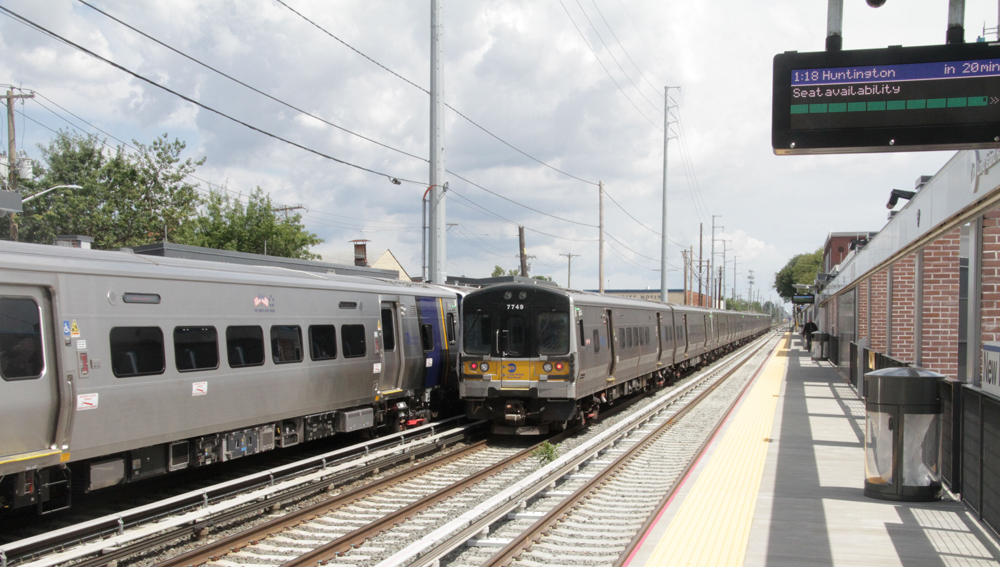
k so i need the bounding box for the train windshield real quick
[464,312,493,354]
[538,312,569,355]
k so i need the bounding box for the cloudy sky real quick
[1,0,997,304]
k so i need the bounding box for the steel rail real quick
[385,331,776,567]
[481,333,778,567]
[10,421,479,567]
[610,333,783,567]
[151,440,493,567]
[480,332,780,567]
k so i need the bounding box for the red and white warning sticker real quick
[76,393,98,411]
[192,382,208,396]
[373,363,382,374]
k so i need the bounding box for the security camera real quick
[867,0,887,6]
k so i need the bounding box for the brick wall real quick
[922,227,960,379]
[891,254,917,363]
[870,270,888,352]
[983,208,1000,344]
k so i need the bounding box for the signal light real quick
[555,362,564,371]
[470,362,479,371]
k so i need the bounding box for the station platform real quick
[623,332,1000,567]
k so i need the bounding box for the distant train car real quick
[458,283,770,434]
[0,241,459,514]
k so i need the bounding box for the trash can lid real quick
[865,366,944,407]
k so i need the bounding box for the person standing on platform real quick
[803,319,818,351]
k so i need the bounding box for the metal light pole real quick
[428,0,447,283]
[8,184,82,242]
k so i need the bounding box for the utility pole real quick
[560,252,579,288]
[5,89,35,241]
[748,269,756,311]
[689,245,694,305]
[710,215,722,308]
[698,223,703,307]
[660,87,679,304]
[599,180,605,293]
[733,253,739,301]
[272,204,306,220]
[428,0,446,283]
[518,226,528,276]
[681,249,688,305]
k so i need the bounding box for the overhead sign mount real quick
[773,42,1000,155]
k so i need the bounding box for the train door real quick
[683,314,689,355]
[379,301,403,392]
[655,312,663,362]
[605,309,617,379]
[0,285,59,459]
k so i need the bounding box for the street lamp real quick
[8,184,83,241]
[21,184,82,204]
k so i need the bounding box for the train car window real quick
[226,326,265,367]
[420,324,434,351]
[506,316,526,356]
[645,327,650,345]
[380,308,396,352]
[270,326,303,364]
[538,312,569,355]
[110,327,165,378]
[446,313,457,344]
[463,312,493,355]
[174,327,219,372]
[0,297,44,381]
[341,324,367,358]
[593,329,600,353]
[626,328,633,348]
[309,325,337,361]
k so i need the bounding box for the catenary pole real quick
[428,0,446,283]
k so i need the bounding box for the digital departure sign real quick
[792,294,815,304]
[773,43,1000,155]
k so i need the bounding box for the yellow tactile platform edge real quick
[640,334,790,567]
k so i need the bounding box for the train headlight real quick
[543,362,553,373]
[519,291,527,300]
[480,362,489,372]
[504,291,512,300]
[555,362,565,372]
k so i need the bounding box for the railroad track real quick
[378,331,781,567]
[3,417,482,567]
[8,331,778,567]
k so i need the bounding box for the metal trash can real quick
[810,332,829,360]
[864,367,944,501]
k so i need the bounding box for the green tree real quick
[5,131,202,249]
[492,265,520,277]
[187,187,323,259]
[773,248,824,301]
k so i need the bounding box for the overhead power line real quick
[588,0,663,99]
[0,6,426,186]
[75,0,427,165]
[274,0,599,186]
[76,0,600,229]
[572,0,663,115]
[556,0,662,131]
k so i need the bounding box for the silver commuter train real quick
[0,240,460,513]
[459,283,772,434]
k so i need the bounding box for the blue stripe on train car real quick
[416,296,445,388]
